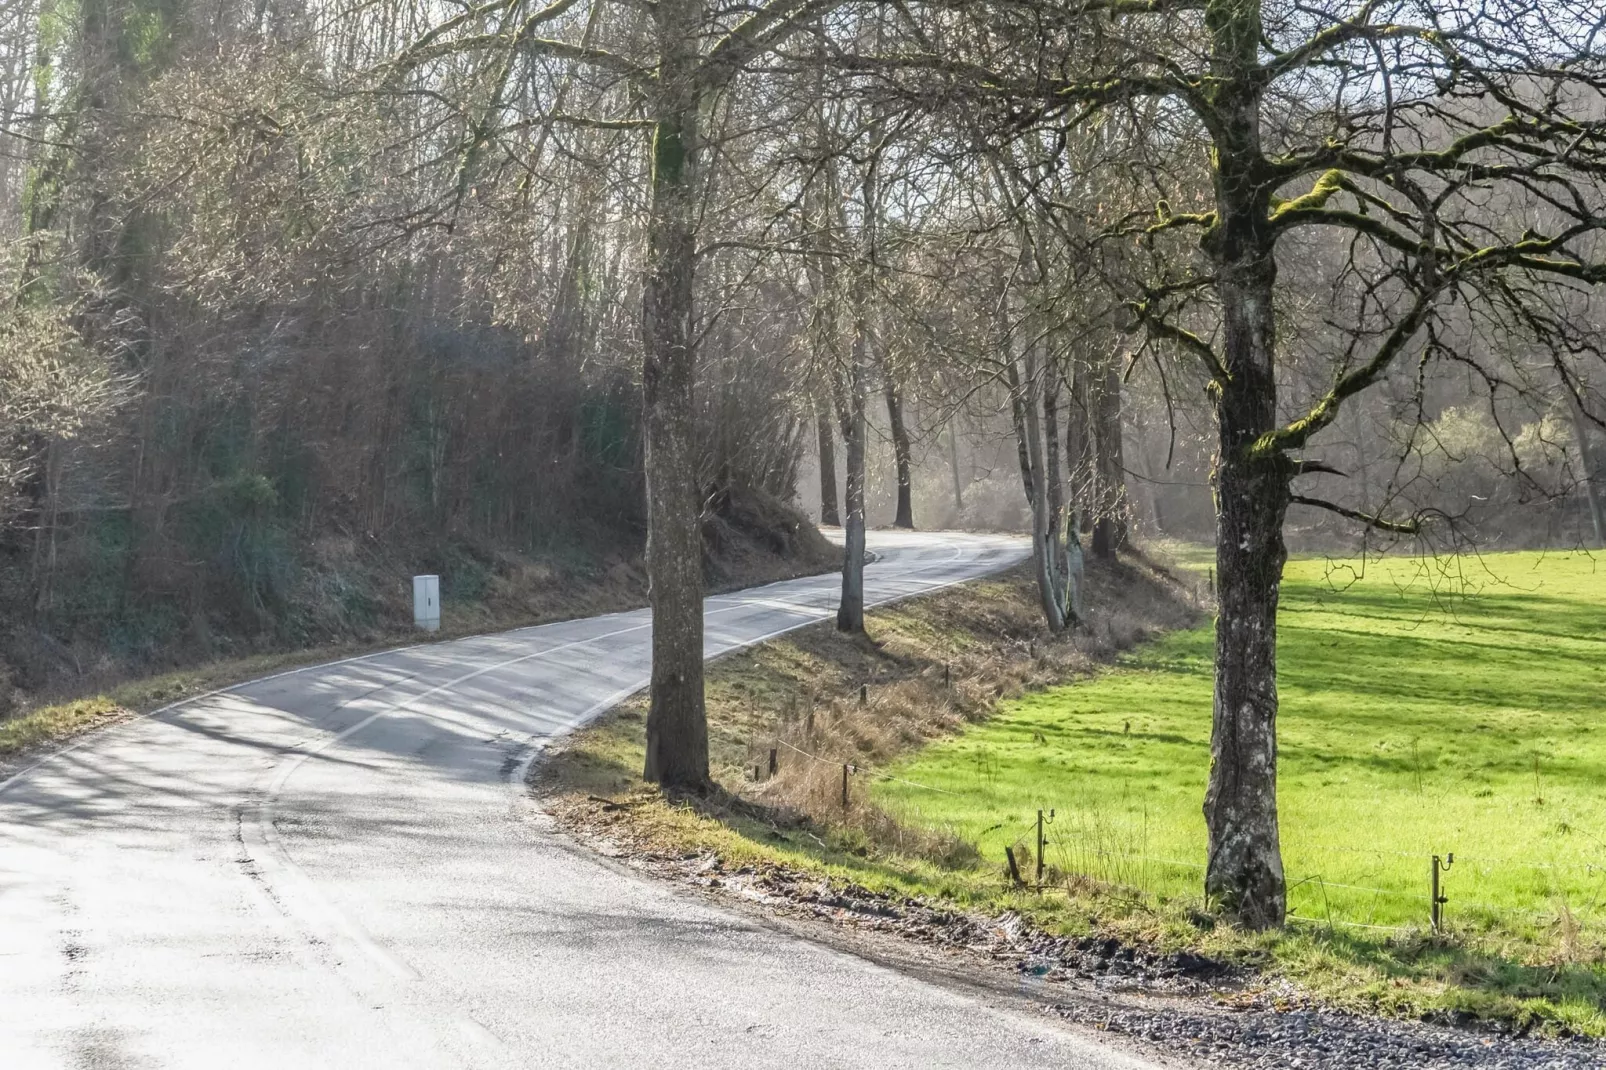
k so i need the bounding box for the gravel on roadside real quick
[556,807,1602,1070]
[1051,998,1601,1070]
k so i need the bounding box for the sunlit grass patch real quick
[878,550,1606,1033]
[0,697,128,760]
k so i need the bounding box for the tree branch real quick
[1289,495,1423,535]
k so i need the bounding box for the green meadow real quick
[876,550,1606,1028]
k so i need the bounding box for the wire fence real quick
[1010,811,1606,935]
[751,736,1606,939]
[773,737,966,797]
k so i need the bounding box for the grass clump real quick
[0,696,127,760]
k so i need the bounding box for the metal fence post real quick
[1431,853,1454,931]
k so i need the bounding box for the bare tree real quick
[834,118,880,633]
[390,0,842,789]
[853,0,1606,926]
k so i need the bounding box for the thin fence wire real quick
[757,737,1605,936]
[773,737,965,797]
[1291,876,1433,901]
[1319,842,1606,874]
[1288,915,1411,934]
[984,803,1606,935]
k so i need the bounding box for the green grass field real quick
[876,550,1606,1027]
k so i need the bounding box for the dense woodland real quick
[1,0,1603,925]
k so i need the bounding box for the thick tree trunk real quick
[1063,516,1086,622]
[640,5,708,791]
[1091,358,1128,558]
[816,401,841,527]
[884,377,914,529]
[1203,211,1288,929]
[1044,359,1065,534]
[1206,434,1289,929]
[1042,355,1074,622]
[1200,0,1288,923]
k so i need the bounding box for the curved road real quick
[0,531,1157,1070]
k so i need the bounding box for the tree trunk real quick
[805,122,842,530]
[1066,360,1094,532]
[1202,66,1288,922]
[837,313,868,633]
[1008,349,1066,634]
[836,109,880,634]
[1042,354,1074,622]
[1206,422,1289,929]
[884,376,914,529]
[1091,357,1128,558]
[816,401,841,527]
[947,418,965,514]
[1206,378,1289,927]
[640,3,708,791]
[1564,386,1604,548]
[1044,358,1065,535]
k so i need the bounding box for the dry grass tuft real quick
[542,548,1203,873]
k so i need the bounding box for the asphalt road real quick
[0,530,1160,1070]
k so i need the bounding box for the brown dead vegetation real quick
[538,549,1203,869]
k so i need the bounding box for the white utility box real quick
[413,574,441,632]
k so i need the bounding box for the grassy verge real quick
[0,644,386,766]
[538,548,1606,1039]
